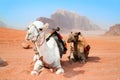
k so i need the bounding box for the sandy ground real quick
[0,27,120,80]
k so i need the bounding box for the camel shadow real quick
[0,58,8,67]
[61,60,85,78]
[61,56,100,78]
[87,56,101,63]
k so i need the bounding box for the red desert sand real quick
[0,27,120,80]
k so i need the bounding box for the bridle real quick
[36,31,46,47]
[29,24,46,47]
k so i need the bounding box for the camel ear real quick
[44,23,49,29]
[56,27,60,31]
[78,32,81,35]
[71,32,73,34]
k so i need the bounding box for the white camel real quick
[25,21,64,75]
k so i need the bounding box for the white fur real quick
[34,33,64,74]
[56,68,64,74]
[33,54,40,61]
[25,21,64,75]
[31,60,43,75]
[32,21,44,29]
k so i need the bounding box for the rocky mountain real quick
[51,9,100,30]
[105,24,120,36]
[36,9,101,33]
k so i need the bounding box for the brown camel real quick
[67,32,90,63]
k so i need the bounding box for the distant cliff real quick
[105,24,120,36]
[51,9,100,30]
[37,9,101,32]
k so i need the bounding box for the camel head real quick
[25,21,49,42]
[67,32,81,43]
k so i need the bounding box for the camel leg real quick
[68,52,75,64]
[80,52,86,63]
[78,47,86,63]
[53,59,64,74]
[55,63,64,75]
[56,67,64,74]
[33,54,40,62]
[84,45,90,59]
[31,60,43,75]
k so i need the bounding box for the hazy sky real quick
[0,0,120,29]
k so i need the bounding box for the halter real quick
[36,31,46,47]
[30,24,46,47]
[27,24,45,46]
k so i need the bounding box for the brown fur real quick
[67,32,90,63]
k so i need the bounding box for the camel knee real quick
[55,67,64,74]
[68,53,76,63]
[80,53,86,63]
[33,54,39,61]
[34,60,43,70]
[84,45,90,58]
[31,60,43,75]
[70,53,74,59]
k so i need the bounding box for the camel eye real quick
[27,27,29,30]
[39,28,43,31]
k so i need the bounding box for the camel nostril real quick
[25,38,30,41]
[67,39,71,43]
[27,39,30,41]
